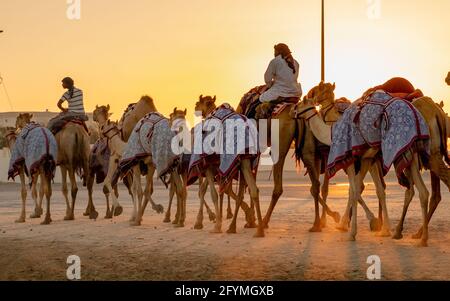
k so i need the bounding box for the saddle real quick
[49,116,89,135]
[255,97,299,119]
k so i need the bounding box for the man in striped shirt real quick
[48,77,88,134]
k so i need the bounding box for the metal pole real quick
[321,0,325,82]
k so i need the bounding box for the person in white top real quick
[260,43,303,103]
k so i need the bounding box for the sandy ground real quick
[0,170,450,281]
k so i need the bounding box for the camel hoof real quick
[376,230,391,237]
[336,225,348,232]
[244,222,257,229]
[174,223,184,228]
[226,211,233,220]
[418,240,428,247]
[163,216,171,223]
[41,216,52,225]
[208,212,216,222]
[392,232,403,240]
[104,211,113,219]
[153,204,164,214]
[64,215,74,221]
[309,225,322,233]
[15,217,26,223]
[29,213,41,219]
[254,228,265,238]
[194,223,204,230]
[172,219,180,225]
[89,210,99,220]
[83,211,90,217]
[226,227,237,234]
[348,235,356,242]
[130,220,142,226]
[210,227,222,234]
[412,230,423,240]
[370,218,382,232]
[113,205,123,217]
[332,212,341,224]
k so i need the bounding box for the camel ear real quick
[184,109,187,115]
[213,95,216,102]
[106,104,110,111]
[332,82,336,90]
[96,105,99,109]
[439,101,444,108]
[199,94,203,101]
[173,107,177,114]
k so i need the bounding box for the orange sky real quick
[0,0,449,120]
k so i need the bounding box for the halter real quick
[292,105,317,121]
[102,124,121,142]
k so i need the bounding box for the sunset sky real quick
[0,0,449,120]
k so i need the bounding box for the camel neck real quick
[109,135,126,156]
[307,113,332,146]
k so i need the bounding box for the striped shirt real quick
[60,87,85,114]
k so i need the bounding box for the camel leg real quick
[307,163,323,233]
[65,169,78,221]
[15,172,28,223]
[61,166,71,219]
[103,185,112,219]
[241,160,264,237]
[130,166,143,226]
[106,159,123,218]
[35,173,44,218]
[371,163,390,237]
[164,181,175,223]
[227,174,245,234]
[141,166,163,215]
[171,172,186,228]
[262,157,285,228]
[320,173,330,227]
[41,171,52,225]
[226,187,253,226]
[226,194,233,219]
[206,168,221,233]
[410,156,430,247]
[85,169,98,220]
[392,170,414,240]
[194,177,209,230]
[413,172,441,239]
[347,165,359,241]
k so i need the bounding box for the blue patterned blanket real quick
[8,123,58,180]
[327,91,430,186]
[188,104,259,190]
[117,112,179,186]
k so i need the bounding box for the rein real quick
[292,106,317,120]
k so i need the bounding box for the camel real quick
[165,107,219,226]
[5,125,44,222]
[8,113,57,225]
[292,96,431,246]
[54,117,97,220]
[91,105,126,218]
[307,82,450,240]
[236,90,340,232]
[192,96,267,237]
[119,95,157,142]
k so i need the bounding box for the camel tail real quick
[436,113,450,166]
[42,154,55,180]
[73,130,89,182]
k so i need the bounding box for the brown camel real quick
[236,91,340,232]
[92,105,126,218]
[293,98,431,246]
[307,82,450,240]
[55,119,96,220]
[193,96,265,237]
[119,95,157,142]
[11,114,56,225]
[165,107,219,226]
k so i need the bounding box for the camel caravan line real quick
[5,77,450,247]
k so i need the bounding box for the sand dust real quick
[0,171,449,280]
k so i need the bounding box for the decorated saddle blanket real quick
[239,85,298,119]
[327,91,430,186]
[47,112,89,135]
[117,112,180,186]
[188,104,259,190]
[89,137,111,184]
[8,122,57,180]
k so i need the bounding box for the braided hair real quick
[62,77,75,98]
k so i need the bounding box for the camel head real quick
[195,95,217,117]
[307,82,336,106]
[169,107,187,125]
[290,98,317,120]
[93,104,112,126]
[15,113,33,129]
[446,72,450,86]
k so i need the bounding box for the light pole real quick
[321,0,325,82]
